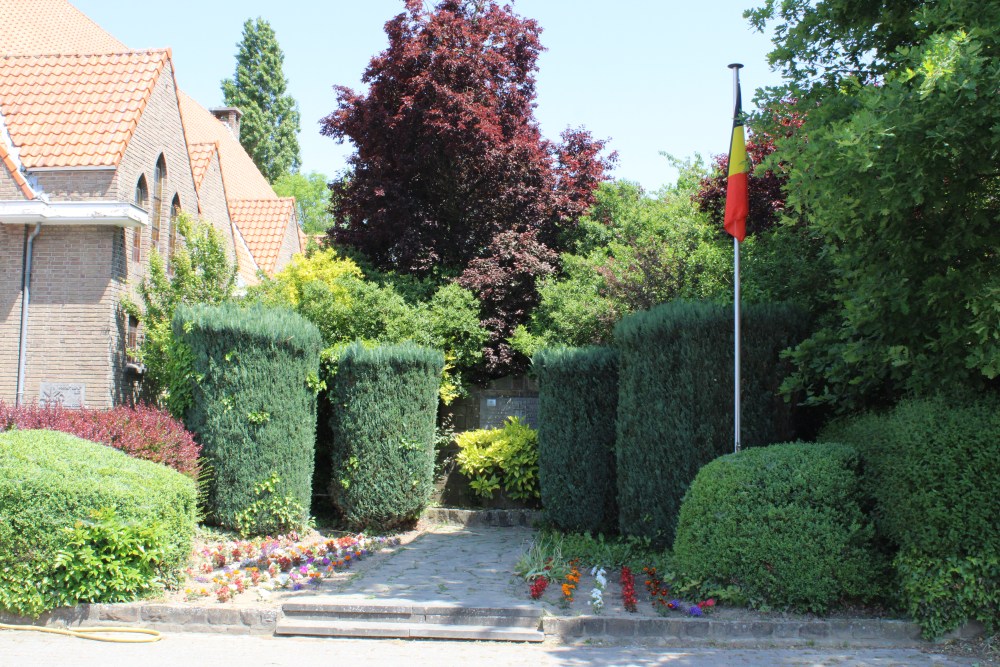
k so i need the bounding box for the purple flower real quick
[321,557,331,566]
[299,565,309,575]
[292,583,303,591]
[688,606,703,617]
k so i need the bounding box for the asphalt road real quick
[0,630,980,667]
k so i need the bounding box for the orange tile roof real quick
[188,141,218,192]
[0,139,36,199]
[0,0,127,56]
[229,198,296,275]
[0,50,168,168]
[177,90,276,201]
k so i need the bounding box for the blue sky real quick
[72,1,782,192]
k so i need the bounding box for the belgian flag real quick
[724,78,749,242]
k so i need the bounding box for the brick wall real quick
[32,169,114,201]
[0,224,25,402]
[116,59,201,296]
[195,151,237,261]
[0,164,29,200]
[16,225,118,408]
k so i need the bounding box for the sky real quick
[72,1,783,193]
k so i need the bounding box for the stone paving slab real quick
[313,524,536,608]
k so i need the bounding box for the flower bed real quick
[178,530,401,603]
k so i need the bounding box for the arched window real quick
[133,175,147,263]
[151,155,166,250]
[168,195,181,275]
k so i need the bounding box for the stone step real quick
[274,617,545,642]
[282,598,542,629]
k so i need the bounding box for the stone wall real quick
[447,374,540,432]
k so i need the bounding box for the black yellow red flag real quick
[724,80,749,242]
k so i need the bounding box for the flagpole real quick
[729,62,743,454]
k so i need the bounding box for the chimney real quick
[210,107,242,140]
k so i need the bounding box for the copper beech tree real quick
[322,0,614,377]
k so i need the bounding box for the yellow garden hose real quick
[0,623,162,643]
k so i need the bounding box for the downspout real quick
[15,222,41,407]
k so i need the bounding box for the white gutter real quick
[0,200,148,228]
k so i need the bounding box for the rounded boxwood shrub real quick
[0,430,197,617]
[672,442,885,613]
[327,342,444,530]
[175,303,323,533]
[533,346,618,533]
[821,394,1000,637]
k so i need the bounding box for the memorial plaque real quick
[39,382,85,408]
[479,395,539,429]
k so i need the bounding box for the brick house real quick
[0,0,305,408]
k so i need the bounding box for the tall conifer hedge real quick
[175,303,322,532]
[533,346,618,533]
[614,300,808,545]
[326,343,443,530]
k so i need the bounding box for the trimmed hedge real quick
[821,395,1000,559]
[0,402,200,479]
[672,442,884,613]
[327,343,444,530]
[533,346,618,533]
[822,395,1000,637]
[613,300,808,545]
[0,430,197,617]
[176,303,323,532]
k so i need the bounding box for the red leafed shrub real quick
[0,402,200,479]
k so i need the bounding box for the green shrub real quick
[52,508,168,607]
[327,343,443,530]
[533,346,618,532]
[821,395,1000,558]
[455,417,540,503]
[175,303,323,533]
[821,394,1000,636]
[894,550,999,639]
[0,430,197,617]
[614,300,809,546]
[672,442,884,613]
[233,473,309,539]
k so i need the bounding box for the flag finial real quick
[728,63,744,70]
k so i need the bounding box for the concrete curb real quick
[0,603,278,635]
[2,603,983,647]
[543,615,938,647]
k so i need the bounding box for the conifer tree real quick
[222,18,301,182]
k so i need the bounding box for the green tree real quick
[127,214,237,417]
[222,17,301,182]
[273,171,337,234]
[244,249,486,401]
[749,0,1000,412]
[512,163,731,356]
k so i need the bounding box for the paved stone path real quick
[0,631,982,666]
[318,524,534,607]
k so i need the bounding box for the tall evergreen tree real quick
[222,17,301,182]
